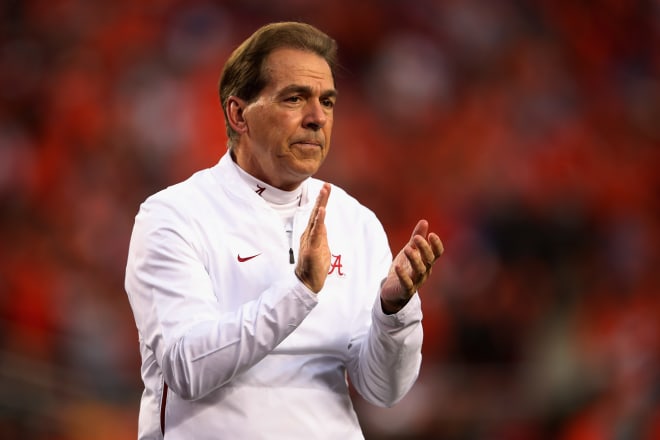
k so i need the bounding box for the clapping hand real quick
[380,220,444,314]
[295,183,332,293]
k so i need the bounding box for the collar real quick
[231,159,305,207]
[210,152,318,209]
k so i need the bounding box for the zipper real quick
[286,191,304,264]
[160,382,168,435]
[286,226,295,264]
[288,208,299,265]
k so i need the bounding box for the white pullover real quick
[124,152,424,439]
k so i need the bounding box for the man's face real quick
[233,48,336,191]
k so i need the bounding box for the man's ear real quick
[226,96,248,134]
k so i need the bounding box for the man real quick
[125,22,444,439]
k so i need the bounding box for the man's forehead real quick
[264,48,333,82]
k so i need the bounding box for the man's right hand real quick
[295,183,331,293]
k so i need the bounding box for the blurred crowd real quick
[0,0,658,439]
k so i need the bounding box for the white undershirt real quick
[232,161,307,250]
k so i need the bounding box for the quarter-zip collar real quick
[210,152,318,212]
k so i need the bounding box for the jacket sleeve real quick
[124,198,318,401]
[345,217,423,407]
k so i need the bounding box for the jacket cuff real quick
[373,293,422,329]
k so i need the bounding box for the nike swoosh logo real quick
[237,253,261,262]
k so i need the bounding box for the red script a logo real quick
[328,254,345,276]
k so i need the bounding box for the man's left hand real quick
[380,219,444,314]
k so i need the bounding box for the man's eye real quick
[286,96,302,103]
[322,99,335,109]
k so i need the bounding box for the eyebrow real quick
[278,84,338,99]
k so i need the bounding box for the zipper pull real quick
[289,248,295,264]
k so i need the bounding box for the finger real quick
[308,206,326,247]
[413,235,435,268]
[315,183,331,211]
[306,183,330,228]
[409,219,429,242]
[428,233,444,258]
[395,264,415,293]
[405,244,427,275]
[303,184,330,232]
[307,185,331,247]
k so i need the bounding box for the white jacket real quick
[125,152,423,439]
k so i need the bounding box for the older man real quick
[125,21,443,439]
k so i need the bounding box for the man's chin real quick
[294,155,325,171]
[279,162,323,189]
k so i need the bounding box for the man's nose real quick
[303,100,327,130]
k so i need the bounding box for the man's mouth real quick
[292,140,323,148]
